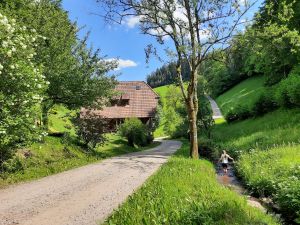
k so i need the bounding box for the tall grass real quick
[238,146,300,223]
[212,109,300,156]
[104,140,279,225]
[212,109,300,223]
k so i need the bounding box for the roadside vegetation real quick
[0,1,157,187]
[104,140,279,225]
[0,105,159,188]
[212,108,300,223]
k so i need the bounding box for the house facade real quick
[81,81,160,130]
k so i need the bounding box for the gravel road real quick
[206,96,223,119]
[0,140,181,225]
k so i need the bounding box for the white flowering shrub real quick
[0,11,47,165]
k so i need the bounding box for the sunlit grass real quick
[212,109,300,222]
[216,76,266,115]
[103,140,279,225]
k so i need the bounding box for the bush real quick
[73,111,108,149]
[119,118,151,147]
[252,90,278,116]
[275,71,300,107]
[2,156,24,173]
[225,105,253,122]
[198,137,216,160]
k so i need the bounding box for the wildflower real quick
[2,41,8,48]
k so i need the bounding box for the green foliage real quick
[2,156,23,173]
[213,109,300,222]
[0,0,116,127]
[225,104,253,122]
[119,118,151,147]
[252,89,278,116]
[153,84,186,138]
[163,86,187,138]
[204,0,300,97]
[197,77,214,138]
[104,141,279,225]
[73,112,108,149]
[203,50,247,98]
[275,69,300,107]
[0,11,47,165]
[154,81,213,139]
[237,146,300,222]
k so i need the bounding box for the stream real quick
[216,162,268,212]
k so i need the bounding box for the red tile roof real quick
[82,81,159,119]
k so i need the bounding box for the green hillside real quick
[212,78,300,222]
[216,76,266,115]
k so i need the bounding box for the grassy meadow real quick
[104,140,279,225]
[0,105,159,188]
[216,76,266,115]
[212,77,300,223]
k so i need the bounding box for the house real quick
[81,81,160,130]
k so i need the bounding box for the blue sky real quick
[62,0,264,81]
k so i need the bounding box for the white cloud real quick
[238,0,247,7]
[123,16,141,28]
[106,58,138,70]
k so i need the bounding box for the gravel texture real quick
[0,140,181,225]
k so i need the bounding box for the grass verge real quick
[104,140,278,225]
[0,134,160,188]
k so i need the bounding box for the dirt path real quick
[0,140,181,225]
[206,95,223,119]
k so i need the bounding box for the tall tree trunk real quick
[187,93,199,159]
[177,62,199,159]
[187,70,199,159]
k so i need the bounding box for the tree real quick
[99,0,256,158]
[0,11,47,165]
[0,0,117,128]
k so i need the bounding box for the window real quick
[111,99,129,107]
